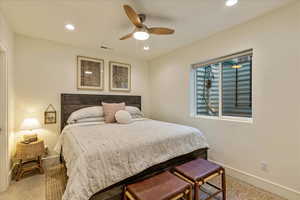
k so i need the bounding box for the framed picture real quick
[44,104,56,124]
[45,111,56,124]
[109,61,131,92]
[77,56,104,90]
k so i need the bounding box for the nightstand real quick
[15,139,45,181]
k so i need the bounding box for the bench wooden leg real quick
[194,182,200,200]
[123,187,127,200]
[222,171,226,200]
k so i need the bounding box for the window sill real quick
[191,114,253,124]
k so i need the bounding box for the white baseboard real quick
[210,160,300,200]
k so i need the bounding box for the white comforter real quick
[55,118,209,200]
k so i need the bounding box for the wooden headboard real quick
[61,93,141,131]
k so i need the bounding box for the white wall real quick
[15,35,150,155]
[0,10,15,191]
[149,1,300,199]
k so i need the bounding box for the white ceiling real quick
[0,0,293,61]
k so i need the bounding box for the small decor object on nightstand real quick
[44,104,57,124]
[15,139,45,181]
[20,118,41,144]
[23,133,38,144]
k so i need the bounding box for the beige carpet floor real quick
[45,165,286,200]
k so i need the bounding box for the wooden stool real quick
[173,158,226,200]
[124,171,192,200]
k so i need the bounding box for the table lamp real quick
[20,118,41,144]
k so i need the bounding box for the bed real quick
[57,93,209,200]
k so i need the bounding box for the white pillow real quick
[68,117,105,124]
[67,106,104,124]
[115,110,132,124]
[125,106,144,118]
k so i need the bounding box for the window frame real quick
[191,49,253,123]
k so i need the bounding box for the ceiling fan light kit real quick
[120,5,175,41]
[133,27,150,40]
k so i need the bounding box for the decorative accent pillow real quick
[67,106,103,124]
[115,110,132,124]
[102,102,125,123]
[125,106,144,118]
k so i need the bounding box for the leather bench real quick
[173,158,226,200]
[123,171,192,200]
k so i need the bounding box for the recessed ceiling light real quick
[143,46,150,51]
[225,0,238,7]
[65,24,75,31]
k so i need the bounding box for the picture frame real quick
[77,56,104,90]
[109,61,131,92]
[44,104,56,124]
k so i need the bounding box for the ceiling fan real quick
[120,5,175,41]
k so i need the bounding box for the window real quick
[192,49,252,120]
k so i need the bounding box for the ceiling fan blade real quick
[148,27,175,35]
[123,5,143,28]
[120,33,133,40]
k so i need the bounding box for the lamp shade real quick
[20,118,41,131]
